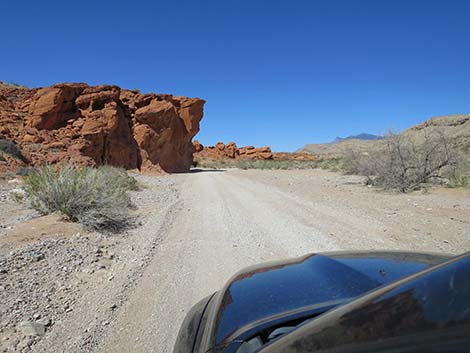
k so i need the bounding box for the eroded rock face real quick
[28,83,87,130]
[0,83,205,173]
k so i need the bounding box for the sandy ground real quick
[1,169,469,352]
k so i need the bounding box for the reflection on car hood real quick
[208,251,449,347]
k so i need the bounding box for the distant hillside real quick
[333,133,382,143]
[298,139,380,156]
[0,80,25,88]
[402,114,470,153]
[299,114,470,157]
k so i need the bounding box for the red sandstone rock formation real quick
[197,142,273,160]
[194,141,317,161]
[192,140,204,153]
[239,145,273,160]
[0,83,205,173]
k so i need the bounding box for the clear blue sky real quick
[1,1,469,151]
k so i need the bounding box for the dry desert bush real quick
[342,131,465,192]
[23,165,138,231]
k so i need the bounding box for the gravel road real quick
[1,169,469,352]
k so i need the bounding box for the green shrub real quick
[23,165,138,231]
[447,175,470,188]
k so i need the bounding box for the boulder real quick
[18,321,46,337]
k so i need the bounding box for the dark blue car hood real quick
[204,251,449,349]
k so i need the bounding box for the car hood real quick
[204,251,449,349]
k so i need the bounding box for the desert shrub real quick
[23,165,138,231]
[194,158,320,170]
[342,131,459,192]
[194,158,231,169]
[447,175,470,188]
[96,165,140,191]
[0,139,26,161]
[314,158,343,171]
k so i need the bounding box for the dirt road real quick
[99,169,469,353]
[2,169,469,352]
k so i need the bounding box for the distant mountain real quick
[298,114,470,156]
[332,133,382,143]
[297,132,384,155]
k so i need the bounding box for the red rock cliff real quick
[0,83,205,173]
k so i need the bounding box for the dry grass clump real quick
[23,165,138,231]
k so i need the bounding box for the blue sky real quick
[1,0,469,151]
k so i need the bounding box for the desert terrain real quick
[2,3,469,351]
[1,168,469,352]
[1,83,469,352]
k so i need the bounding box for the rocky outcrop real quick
[192,140,204,153]
[194,141,272,160]
[239,145,273,160]
[0,83,205,173]
[193,141,316,161]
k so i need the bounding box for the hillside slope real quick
[403,114,470,152]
